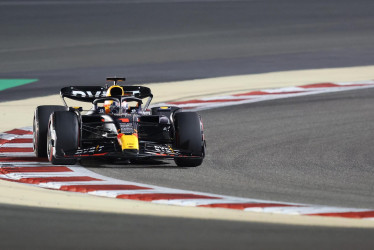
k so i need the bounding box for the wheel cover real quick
[32,116,38,152]
[47,122,56,161]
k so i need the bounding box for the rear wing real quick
[60,86,106,102]
[60,85,153,108]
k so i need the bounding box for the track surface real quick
[1,0,374,249]
[1,0,374,101]
[85,87,374,209]
[1,203,373,250]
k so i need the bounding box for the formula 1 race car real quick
[33,77,206,167]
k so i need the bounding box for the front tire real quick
[173,112,205,167]
[33,105,66,157]
[47,111,79,165]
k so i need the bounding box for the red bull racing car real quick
[33,77,206,167]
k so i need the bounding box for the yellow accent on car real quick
[107,85,124,96]
[118,134,139,150]
[160,106,170,109]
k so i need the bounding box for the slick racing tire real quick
[173,112,205,167]
[47,111,79,165]
[33,105,67,157]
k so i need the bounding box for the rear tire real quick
[47,111,79,165]
[173,112,205,167]
[33,105,66,157]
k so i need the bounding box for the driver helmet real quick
[104,85,125,114]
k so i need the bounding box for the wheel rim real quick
[32,116,38,152]
[47,122,54,161]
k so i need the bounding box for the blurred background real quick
[1,0,374,101]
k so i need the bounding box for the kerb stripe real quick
[19,176,102,184]
[0,148,34,153]
[0,166,72,174]
[117,193,221,201]
[4,129,33,135]
[60,184,152,193]
[199,203,299,209]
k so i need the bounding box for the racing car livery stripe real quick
[155,80,374,111]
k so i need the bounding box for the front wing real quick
[62,142,201,160]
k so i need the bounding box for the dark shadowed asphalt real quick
[1,203,374,250]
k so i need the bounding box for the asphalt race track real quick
[85,87,374,209]
[1,203,374,250]
[1,0,374,249]
[1,0,374,100]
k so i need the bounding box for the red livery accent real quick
[19,176,102,184]
[117,193,220,201]
[0,166,72,174]
[119,118,130,122]
[198,203,298,209]
[155,153,167,156]
[77,153,108,157]
[59,184,152,193]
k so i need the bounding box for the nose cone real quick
[117,133,139,152]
